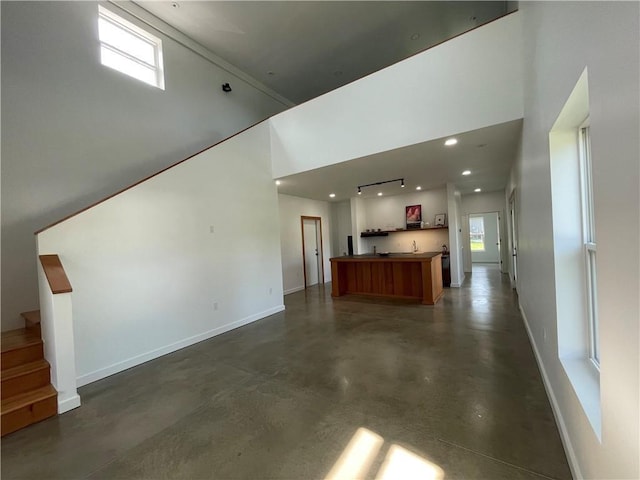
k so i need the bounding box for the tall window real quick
[579,121,599,366]
[469,216,485,252]
[98,6,165,89]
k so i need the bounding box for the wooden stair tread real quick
[1,360,50,381]
[20,310,41,325]
[1,329,42,354]
[1,385,57,414]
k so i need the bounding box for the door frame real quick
[468,211,502,268]
[300,216,325,288]
[508,190,518,290]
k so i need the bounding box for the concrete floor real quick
[1,265,571,479]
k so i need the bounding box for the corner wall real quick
[37,123,284,385]
[1,1,287,330]
[515,2,639,478]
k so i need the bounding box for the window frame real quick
[98,6,165,90]
[578,119,599,368]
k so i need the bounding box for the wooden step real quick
[1,385,57,436]
[1,329,44,371]
[21,310,41,335]
[1,359,51,400]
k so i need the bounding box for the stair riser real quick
[1,394,57,437]
[2,368,51,400]
[1,344,44,370]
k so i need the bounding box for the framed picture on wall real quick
[435,213,447,226]
[406,205,422,229]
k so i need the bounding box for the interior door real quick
[301,216,324,288]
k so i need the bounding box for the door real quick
[469,212,500,264]
[301,216,324,288]
[509,191,518,289]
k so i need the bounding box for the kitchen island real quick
[330,252,444,305]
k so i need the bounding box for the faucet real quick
[412,240,417,252]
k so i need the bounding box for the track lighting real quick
[356,178,405,195]
[222,83,232,92]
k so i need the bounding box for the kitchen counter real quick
[330,252,444,305]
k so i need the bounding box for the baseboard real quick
[58,393,81,414]
[518,303,582,480]
[75,304,285,387]
[284,286,305,295]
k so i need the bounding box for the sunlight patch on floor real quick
[325,427,445,480]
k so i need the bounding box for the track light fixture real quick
[222,83,232,92]
[356,178,405,195]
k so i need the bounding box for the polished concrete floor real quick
[2,265,571,479]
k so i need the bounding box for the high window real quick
[98,6,165,89]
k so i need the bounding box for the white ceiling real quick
[275,120,523,201]
[134,1,521,201]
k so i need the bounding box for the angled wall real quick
[270,12,523,178]
[1,1,287,330]
[37,123,284,385]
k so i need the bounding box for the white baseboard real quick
[58,393,81,414]
[284,286,305,295]
[75,305,285,387]
[518,303,582,480]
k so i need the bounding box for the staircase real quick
[1,310,57,436]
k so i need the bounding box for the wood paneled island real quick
[330,252,444,305]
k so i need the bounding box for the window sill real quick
[560,355,601,441]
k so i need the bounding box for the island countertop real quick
[330,252,442,260]
[330,252,444,305]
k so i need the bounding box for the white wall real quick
[461,191,509,271]
[514,2,639,479]
[37,123,284,385]
[357,188,449,253]
[330,201,352,257]
[1,1,287,330]
[278,194,332,295]
[270,12,523,178]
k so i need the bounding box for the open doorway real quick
[301,216,324,288]
[469,212,501,267]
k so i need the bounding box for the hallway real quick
[1,265,571,479]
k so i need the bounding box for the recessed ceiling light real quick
[474,188,482,192]
[416,186,422,191]
[275,180,281,186]
[377,192,383,196]
[329,193,336,198]
[462,170,471,176]
[410,33,420,40]
[445,138,458,146]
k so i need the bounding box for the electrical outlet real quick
[214,302,218,311]
[269,287,273,295]
[209,225,215,233]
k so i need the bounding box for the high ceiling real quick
[135,1,521,200]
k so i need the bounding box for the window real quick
[469,216,485,251]
[98,6,164,89]
[549,68,600,437]
[579,121,599,366]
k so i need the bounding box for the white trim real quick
[284,286,305,295]
[75,305,285,387]
[518,303,582,480]
[450,282,462,288]
[58,394,81,414]
[108,1,295,107]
